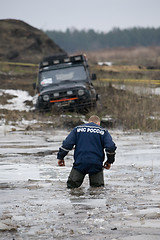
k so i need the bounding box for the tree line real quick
[45,27,160,53]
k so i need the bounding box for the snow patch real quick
[0,89,33,111]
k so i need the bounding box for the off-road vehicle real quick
[34,53,98,112]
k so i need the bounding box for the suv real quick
[34,53,98,112]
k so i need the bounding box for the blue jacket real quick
[57,122,116,174]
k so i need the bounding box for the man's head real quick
[88,115,100,125]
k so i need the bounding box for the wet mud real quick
[0,128,160,240]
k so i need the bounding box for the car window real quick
[40,66,87,86]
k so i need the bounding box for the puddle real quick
[0,164,40,181]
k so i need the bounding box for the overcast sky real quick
[1,0,160,32]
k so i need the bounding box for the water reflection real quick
[68,186,108,210]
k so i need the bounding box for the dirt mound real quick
[0,19,65,63]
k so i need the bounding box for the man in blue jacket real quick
[57,115,116,188]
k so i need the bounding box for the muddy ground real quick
[0,123,160,240]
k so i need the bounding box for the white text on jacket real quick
[77,127,104,135]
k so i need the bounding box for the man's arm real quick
[103,131,117,169]
[57,146,70,160]
[103,152,116,169]
[57,128,76,166]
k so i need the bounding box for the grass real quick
[0,62,37,95]
[92,79,160,131]
[0,61,38,75]
[87,46,160,67]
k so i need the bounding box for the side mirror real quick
[91,73,97,80]
[96,93,99,101]
[32,82,36,90]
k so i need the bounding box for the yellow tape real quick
[93,65,160,72]
[0,61,38,67]
[100,78,160,85]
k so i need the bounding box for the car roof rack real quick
[40,54,87,68]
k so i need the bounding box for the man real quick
[57,115,116,188]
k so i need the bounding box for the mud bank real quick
[0,127,160,240]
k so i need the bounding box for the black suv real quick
[34,53,98,112]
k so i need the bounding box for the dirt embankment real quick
[0,19,66,64]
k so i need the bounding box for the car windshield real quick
[39,66,87,86]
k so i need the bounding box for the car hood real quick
[39,81,88,95]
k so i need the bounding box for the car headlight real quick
[67,90,73,95]
[78,89,85,96]
[43,94,50,101]
[54,92,59,97]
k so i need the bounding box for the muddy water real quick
[0,128,160,240]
